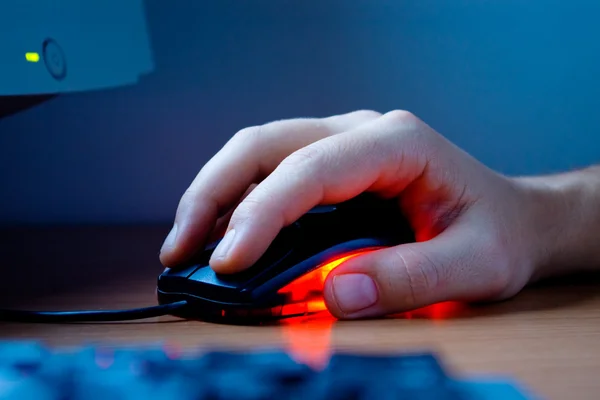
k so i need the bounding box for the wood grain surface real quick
[1,225,599,400]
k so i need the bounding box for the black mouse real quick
[156,193,415,322]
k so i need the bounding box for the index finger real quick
[159,110,381,267]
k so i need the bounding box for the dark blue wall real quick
[1,0,599,224]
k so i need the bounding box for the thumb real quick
[322,224,508,319]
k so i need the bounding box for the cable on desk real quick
[0,300,188,323]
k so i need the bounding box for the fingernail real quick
[332,274,378,313]
[161,224,178,252]
[210,229,236,261]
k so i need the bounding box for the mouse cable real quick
[0,300,188,323]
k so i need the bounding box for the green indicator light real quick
[25,52,40,62]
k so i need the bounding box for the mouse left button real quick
[160,264,200,279]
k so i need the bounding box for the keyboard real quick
[0,341,535,399]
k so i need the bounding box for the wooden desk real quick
[1,225,599,400]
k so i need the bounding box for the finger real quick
[322,218,510,319]
[159,110,381,267]
[209,110,439,273]
[207,184,257,243]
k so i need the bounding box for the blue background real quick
[1,0,599,225]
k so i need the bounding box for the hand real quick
[159,110,553,319]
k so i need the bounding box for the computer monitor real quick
[0,0,154,118]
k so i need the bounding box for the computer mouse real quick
[156,192,415,323]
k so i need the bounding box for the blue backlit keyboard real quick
[0,341,535,399]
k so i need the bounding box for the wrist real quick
[514,166,600,281]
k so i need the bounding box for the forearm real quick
[516,165,600,280]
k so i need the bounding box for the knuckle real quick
[379,110,441,154]
[351,109,382,120]
[280,144,328,171]
[229,195,262,225]
[231,125,265,148]
[394,247,440,306]
[178,187,197,209]
[382,109,419,127]
[229,188,284,228]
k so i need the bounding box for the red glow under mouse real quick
[275,247,382,317]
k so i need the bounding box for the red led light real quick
[276,247,382,317]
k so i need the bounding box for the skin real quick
[159,110,600,320]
